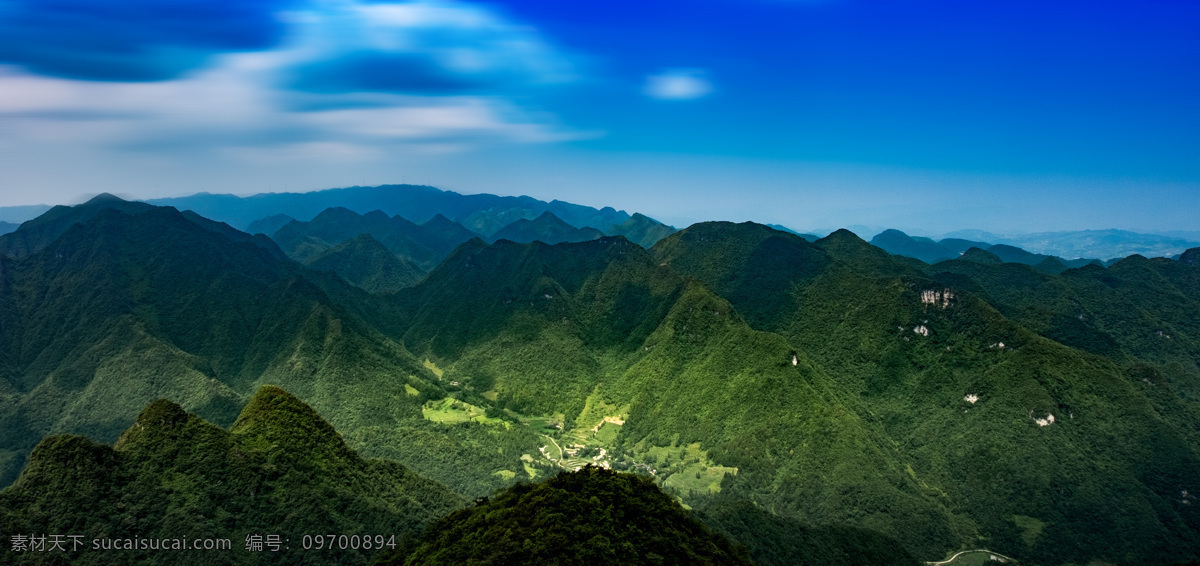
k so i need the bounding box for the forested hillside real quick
[2,200,1199,565]
[0,387,462,565]
[652,222,1200,564]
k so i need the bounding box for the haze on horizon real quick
[0,0,1196,236]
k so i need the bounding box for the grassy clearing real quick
[404,384,420,396]
[540,434,563,462]
[570,388,627,441]
[492,469,517,481]
[521,414,564,435]
[631,440,736,496]
[520,454,540,479]
[1012,515,1045,547]
[423,358,444,379]
[594,421,620,444]
[422,398,506,427]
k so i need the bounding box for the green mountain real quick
[1181,247,1200,268]
[607,212,678,249]
[305,234,424,294]
[0,193,156,258]
[958,246,1004,264]
[650,221,1200,565]
[5,197,1200,565]
[693,500,920,566]
[419,214,480,249]
[379,466,751,566]
[0,198,545,499]
[383,234,959,558]
[489,211,605,244]
[0,386,462,565]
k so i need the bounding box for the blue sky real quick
[0,0,1196,234]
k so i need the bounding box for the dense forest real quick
[2,190,1199,565]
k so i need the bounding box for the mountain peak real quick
[534,210,567,223]
[112,397,226,454]
[490,210,603,244]
[819,228,867,243]
[85,193,127,205]
[959,247,1003,263]
[230,386,356,462]
[311,206,362,223]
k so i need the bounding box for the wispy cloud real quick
[644,69,713,101]
[0,0,587,159]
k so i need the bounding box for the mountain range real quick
[143,184,639,236]
[1,192,1199,565]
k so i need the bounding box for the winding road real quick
[927,549,1018,565]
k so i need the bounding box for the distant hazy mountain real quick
[937,237,991,255]
[766,224,820,241]
[874,229,1100,273]
[1161,230,1200,242]
[941,228,1199,260]
[489,211,605,244]
[148,184,634,234]
[0,221,16,237]
[270,207,479,269]
[0,203,52,224]
[871,229,961,263]
[245,213,295,236]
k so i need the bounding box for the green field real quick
[422,398,507,427]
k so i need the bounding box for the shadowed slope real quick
[0,387,462,565]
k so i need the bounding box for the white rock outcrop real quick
[921,288,955,308]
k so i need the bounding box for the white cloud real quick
[0,0,587,162]
[285,0,575,93]
[644,69,713,101]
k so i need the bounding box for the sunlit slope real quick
[651,221,1200,565]
[385,235,960,557]
[0,387,462,566]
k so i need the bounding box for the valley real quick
[1,185,1198,565]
